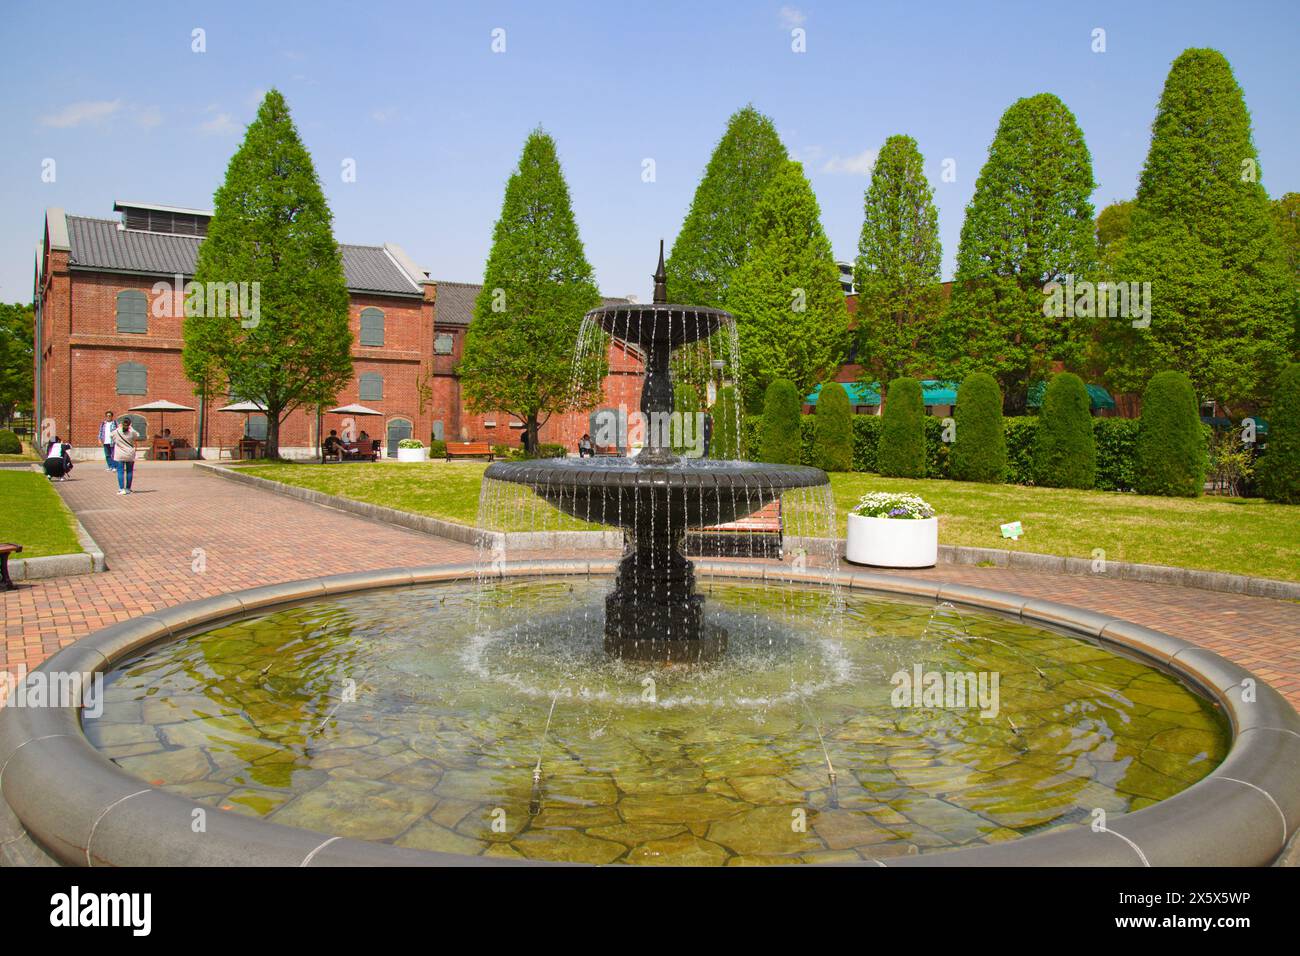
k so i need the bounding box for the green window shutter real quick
[434,333,453,354]
[359,373,383,401]
[246,414,268,440]
[116,362,147,395]
[116,291,148,333]
[360,307,385,346]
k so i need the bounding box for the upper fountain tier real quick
[588,301,732,352]
[589,237,729,352]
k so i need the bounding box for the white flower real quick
[850,491,936,520]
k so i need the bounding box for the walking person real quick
[43,436,73,481]
[112,416,139,495]
[98,411,117,470]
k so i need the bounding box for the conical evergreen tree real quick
[1103,49,1296,412]
[813,380,853,472]
[950,372,1006,483]
[936,93,1098,412]
[459,129,602,450]
[878,377,926,478]
[186,89,352,458]
[854,134,943,384]
[758,379,802,465]
[727,160,849,405]
[1035,372,1096,489]
[667,106,789,309]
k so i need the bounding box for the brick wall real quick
[41,265,435,457]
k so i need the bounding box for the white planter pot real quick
[396,447,427,462]
[844,514,938,568]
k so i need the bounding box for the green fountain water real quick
[88,578,1228,865]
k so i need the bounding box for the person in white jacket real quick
[98,412,117,471]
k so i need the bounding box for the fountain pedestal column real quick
[603,534,724,661]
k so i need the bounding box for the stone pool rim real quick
[2,559,1297,867]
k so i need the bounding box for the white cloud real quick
[41,99,122,128]
[133,105,163,129]
[200,112,238,135]
[822,149,878,176]
[779,6,806,29]
[792,144,825,164]
[371,106,398,124]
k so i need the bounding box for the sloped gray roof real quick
[433,280,628,326]
[66,216,423,297]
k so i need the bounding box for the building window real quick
[245,414,268,441]
[116,361,147,395]
[359,372,383,401]
[116,290,148,334]
[434,333,454,355]
[360,307,385,347]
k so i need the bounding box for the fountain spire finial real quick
[652,239,668,304]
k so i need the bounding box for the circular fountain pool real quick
[82,576,1229,866]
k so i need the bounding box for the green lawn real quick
[0,471,84,558]
[828,474,1300,582]
[236,460,598,532]
[236,461,1300,582]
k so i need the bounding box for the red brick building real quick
[424,281,637,449]
[34,201,634,459]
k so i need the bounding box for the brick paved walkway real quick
[3,462,1298,711]
[1,463,475,675]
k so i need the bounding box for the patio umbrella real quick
[324,403,384,456]
[216,400,269,445]
[127,399,196,437]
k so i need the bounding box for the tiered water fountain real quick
[483,244,827,661]
[6,243,1292,870]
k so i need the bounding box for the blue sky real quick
[2,0,1296,304]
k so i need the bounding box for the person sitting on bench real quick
[578,433,594,458]
[323,430,344,458]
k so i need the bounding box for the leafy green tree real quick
[1258,362,1300,503]
[1102,49,1297,413]
[673,382,701,454]
[854,134,943,385]
[727,160,849,406]
[0,302,34,428]
[186,90,352,458]
[935,93,1098,411]
[950,372,1006,482]
[1272,193,1300,317]
[710,384,741,460]
[877,377,925,477]
[1035,372,1096,488]
[1096,200,1134,271]
[667,106,789,309]
[758,379,802,464]
[813,380,853,472]
[459,129,603,451]
[1134,371,1207,497]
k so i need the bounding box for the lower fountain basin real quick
[3,562,1296,868]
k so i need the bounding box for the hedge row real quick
[742,414,1146,491]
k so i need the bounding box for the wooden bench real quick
[685,501,783,558]
[0,543,22,590]
[445,441,494,462]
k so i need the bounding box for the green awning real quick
[1026,381,1117,411]
[805,382,881,406]
[920,380,959,405]
[805,380,959,406]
